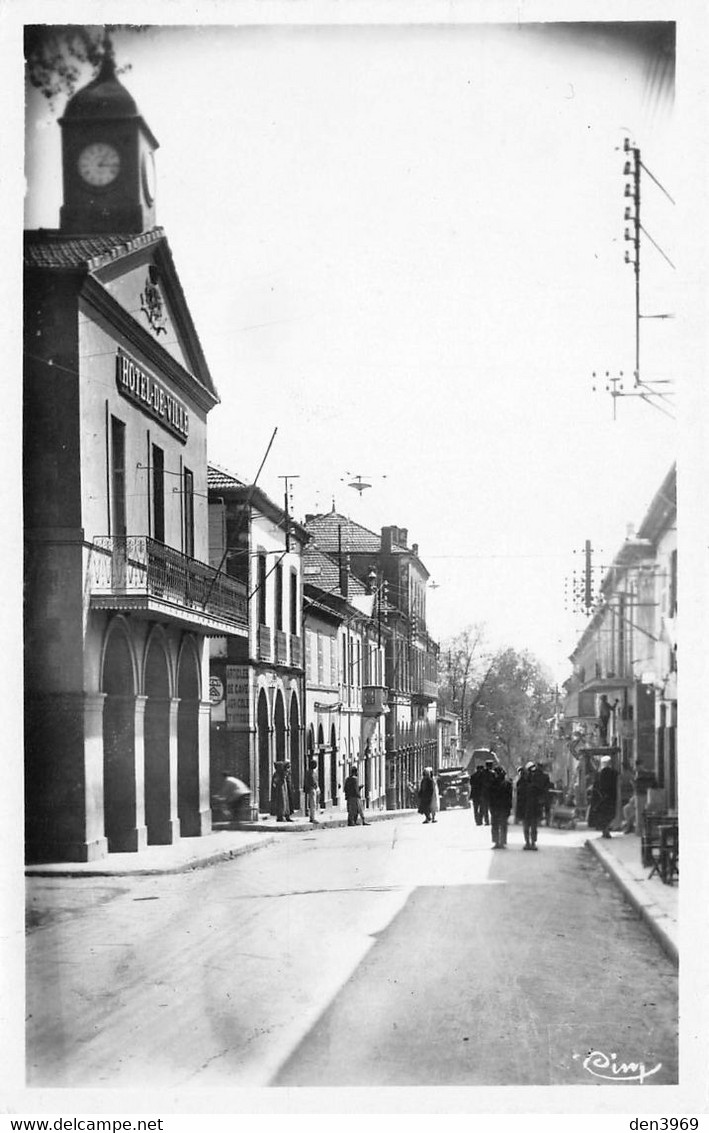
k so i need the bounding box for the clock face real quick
[141,151,156,205]
[77,142,121,187]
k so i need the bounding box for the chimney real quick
[305,513,314,523]
[412,543,419,556]
[398,528,408,547]
[338,525,348,599]
[381,526,394,554]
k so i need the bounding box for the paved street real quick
[26,810,677,1088]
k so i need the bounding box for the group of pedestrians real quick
[223,753,617,847]
[274,758,371,827]
[467,759,551,849]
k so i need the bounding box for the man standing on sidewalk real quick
[344,766,369,826]
[304,758,320,824]
[589,754,619,838]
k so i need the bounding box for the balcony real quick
[257,624,273,661]
[89,536,248,636]
[362,684,388,716]
[275,629,288,664]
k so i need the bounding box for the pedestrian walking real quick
[588,754,619,838]
[270,761,293,823]
[303,758,320,824]
[344,766,369,826]
[488,766,513,848]
[478,759,496,826]
[218,772,250,824]
[284,760,296,814]
[519,761,546,850]
[469,764,485,826]
[513,765,525,824]
[418,767,437,823]
[430,768,440,823]
[538,762,553,825]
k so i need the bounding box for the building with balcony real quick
[302,543,387,815]
[303,510,438,809]
[207,466,307,817]
[437,711,464,771]
[563,464,677,818]
[23,60,246,862]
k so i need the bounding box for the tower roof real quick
[62,54,138,120]
[60,53,159,148]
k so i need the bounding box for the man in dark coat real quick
[270,761,293,822]
[344,766,369,826]
[478,759,497,826]
[520,762,546,850]
[513,765,526,823]
[418,768,435,824]
[588,755,619,838]
[469,764,486,826]
[488,766,513,848]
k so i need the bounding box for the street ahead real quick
[26,810,677,1088]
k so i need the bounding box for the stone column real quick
[195,700,213,836]
[166,696,181,843]
[83,691,109,859]
[25,691,109,863]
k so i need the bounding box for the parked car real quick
[437,768,471,810]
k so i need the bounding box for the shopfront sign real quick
[115,349,189,442]
[226,665,250,731]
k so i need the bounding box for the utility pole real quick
[592,137,675,419]
[278,474,299,552]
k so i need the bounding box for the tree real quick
[24,25,136,107]
[469,647,556,775]
[437,624,490,737]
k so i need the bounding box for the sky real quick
[21,12,680,683]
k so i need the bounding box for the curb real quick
[239,809,411,833]
[25,835,279,879]
[586,838,678,966]
[25,810,414,878]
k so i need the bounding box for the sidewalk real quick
[586,829,678,965]
[24,807,412,879]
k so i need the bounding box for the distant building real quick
[563,465,677,816]
[207,466,307,817]
[303,510,438,809]
[302,543,387,814]
[24,60,246,862]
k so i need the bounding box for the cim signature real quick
[580,1050,662,1084]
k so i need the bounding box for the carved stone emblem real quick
[140,265,168,335]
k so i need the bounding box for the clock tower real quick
[59,53,159,235]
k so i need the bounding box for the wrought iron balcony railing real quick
[90,536,248,630]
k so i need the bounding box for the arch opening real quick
[101,625,137,852]
[144,636,173,844]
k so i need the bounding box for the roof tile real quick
[24,228,165,271]
[304,511,387,554]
